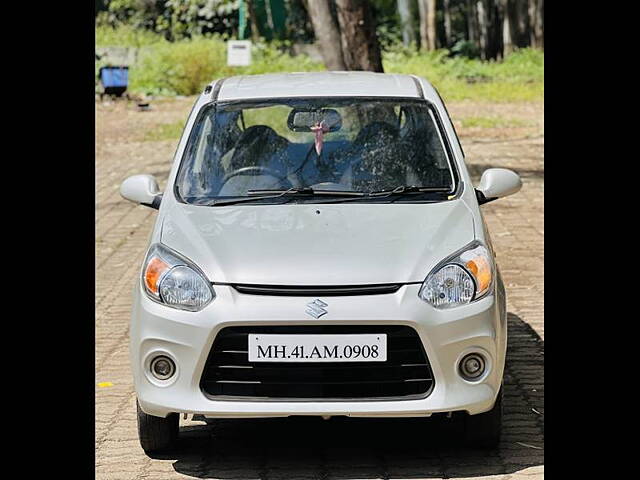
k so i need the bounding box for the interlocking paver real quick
[96,97,543,479]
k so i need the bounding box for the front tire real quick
[463,387,503,448]
[136,400,179,454]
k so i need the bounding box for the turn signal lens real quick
[144,256,170,295]
[460,245,493,298]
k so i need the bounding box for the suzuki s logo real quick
[306,299,328,319]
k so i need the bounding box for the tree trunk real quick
[305,0,347,70]
[502,0,513,55]
[245,0,261,42]
[487,0,502,60]
[516,0,530,46]
[397,0,415,46]
[528,0,543,48]
[476,0,488,59]
[427,0,437,50]
[418,0,437,51]
[443,0,452,48]
[467,0,479,45]
[334,0,384,72]
[538,0,544,48]
[418,0,427,49]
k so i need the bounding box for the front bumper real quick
[131,282,507,418]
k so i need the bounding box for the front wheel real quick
[136,399,178,454]
[463,387,503,448]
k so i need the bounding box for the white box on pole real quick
[227,40,252,66]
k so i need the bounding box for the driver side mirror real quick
[120,174,162,209]
[475,168,522,205]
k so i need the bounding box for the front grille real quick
[230,283,403,296]
[200,325,434,400]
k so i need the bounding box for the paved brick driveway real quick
[96,97,543,479]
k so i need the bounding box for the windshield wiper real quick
[312,185,452,204]
[369,185,452,198]
[208,186,451,206]
[247,188,366,197]
[207,187,364,206]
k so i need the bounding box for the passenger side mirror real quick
[120,174,162,209]
[475,168,522,205]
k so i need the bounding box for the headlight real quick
[418,242,493,309]
[141,243,214,311]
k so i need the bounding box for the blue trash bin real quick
[99,66,129,97]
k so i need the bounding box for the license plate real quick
[248,334,387,362]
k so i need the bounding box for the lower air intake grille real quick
[200,325,434,400]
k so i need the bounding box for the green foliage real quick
[159,0,238,40]
[96,25,542,101]
[450,40,480,59]
[370,0,403,49]
[97,0,239,41]
[96,24,162,47]
[128,35,323,96]
[96,0,165,32]
[239,40,323,75]
[383,47,544,102]
[131,36,227,95]
[285,0,314,43]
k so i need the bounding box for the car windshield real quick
[176,97,455,204]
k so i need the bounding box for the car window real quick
[176,97,455,203]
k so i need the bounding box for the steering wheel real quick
[220,166,293,190]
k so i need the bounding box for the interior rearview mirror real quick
[287,108,342,132]
[120,174,162,209]
[475,168,522,205]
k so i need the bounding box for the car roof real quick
[213,71,435,102]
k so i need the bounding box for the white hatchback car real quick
[120,71,522,454]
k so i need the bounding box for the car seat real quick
[402,127,453,188]
[339,122,417,191]
[218,126,295,196]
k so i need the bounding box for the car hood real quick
[160,200,476,285]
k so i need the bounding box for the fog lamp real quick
[150,356,176,380]
[459,353,486,380]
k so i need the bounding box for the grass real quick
[96,26,543,102]
[143,121,185,141]
[384,47,543,102]
[459,116,532,128]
